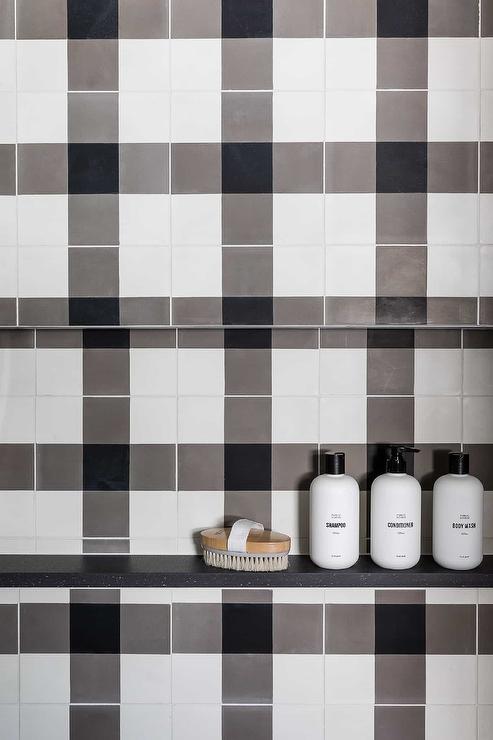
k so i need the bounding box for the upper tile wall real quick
[0,0,492,327]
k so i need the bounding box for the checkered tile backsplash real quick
[0,326,492,555]
[0,0,492,327]
[0,586,492,740]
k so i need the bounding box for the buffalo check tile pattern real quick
[0,586,491,740]
[0,0,492,327]
[0,326,492,555]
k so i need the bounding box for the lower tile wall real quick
[0,586,492,740]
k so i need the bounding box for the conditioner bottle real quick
[433,452,483,570]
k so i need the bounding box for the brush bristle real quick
[203,549,288,571]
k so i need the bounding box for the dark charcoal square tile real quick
[0,444,34,490]
[223,297,273,325]
[223,603,272,653]
[479,604,493,654]
[225,443,272,491]
[83,491,129,537]
[83,444,129,491]
[222,653,272,703]
[426,604,476,655]
[375,604,425,654]
[70,706,119,740]
[224,328,272,348]
[375,706,425,740]
[70,603,120,653]
[69,297,120,326]
[20,603,69,653]
[83,329,129,348]
[377,0,428,37]
[68,0,118,38]
[377,142,427,193]
[0,604,18,653]
[376,297,427,325]
[121,604,170,654]
[68,143,119,194]
[172,603,222,653]
[222,143,272,194]
[368,328,415,349]
[367,348,414,395]
[222,0,273,38]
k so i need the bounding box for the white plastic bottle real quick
[370,446,421,570]
[310,452,360,569]
[433,452,483,570]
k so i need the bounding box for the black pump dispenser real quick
[449,452,469,475]
[325,452,345,475]
[386,445,420,474]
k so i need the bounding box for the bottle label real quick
[386,512,414,534]
[325,513,347,532]
[452,513,476,531]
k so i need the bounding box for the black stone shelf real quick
[0,555,492,588]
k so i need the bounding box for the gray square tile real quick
[375,654,426,704]
[83,397,130,444]
[274,143,323,193]
[0,299,16,326]
[130,329,176,348]
[426,604,476,655]
[325,142,375,193]
[84,538,129,553]
[70,706,119,740]
[376,193,427,245]
[121,297,171,326]
[367,348,414,395]
[225,349,271,395]
[428,142,478,193]
[222,247,273,297]
[0,145,15,195]
[222,92,272,143]
[172,603,222,653]
[120,144,169,194]
[68,195,119,246]
[274,0,323,37]
[0,0,14,38]
[274,297,324,325]
[0,604,17,653]
[36,444,82,491]
[427,297,477,325]
[272,444,316,491]
[224,491,271,529]
[177,444,224,490]
[376,246,427,298]
[479,605,493,654]
[222,194,273,245]
[429,0,479,37]
[222,654,272,703]
[18,144,67,194]
[325,297,376,325]
[375,706,425,740]
[120,0,169,38]
[171,143,221,194]
[222,590,272,604]
[480,298,493,325]
[274,604,323,653]
[222,706,272,740]
[16,0,66,38]
[68,93,118,144]
[325,604,374,654]
[464,444,493,490]
[71,589,120,604]
[377,38,428,89]
[171,0,220,37]
[172,297,222,325]
[71,654,120,703]
[83,492,129,538]
[83,349,130,395]
[481,142,493,193]
[225,397,272,443]
[326,0,376,36]
[121,604,170,654]
[272,328,318,349]
[0,329,34,348]
[20,603,69,653]
[483,0,493,36]
[69,247,119,298]
[415,329,461,349]
[377,91,427,142]
[68,40,118,91]
[320,329,367,348]
[18,298,69,327]
[0,444,34,490]
[367,397,414,444]
[130,444,175,490]
[36,329,81,348]
[222,38,273,90]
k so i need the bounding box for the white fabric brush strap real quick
[227,519,264,553]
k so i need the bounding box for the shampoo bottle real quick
[370,446,421,570]
[310,452,360,569]
[433,452,483,570]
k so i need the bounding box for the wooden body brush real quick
[201,519,291,571]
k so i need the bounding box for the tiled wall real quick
[0,326,492,555]
[0,0,492,327]
[0,586,492,740]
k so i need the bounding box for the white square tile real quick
[178,396,224,443]
[129,491,177,539]
[272,397,318,443]
[325,195,376,245]
[428,91,479,141]
[20,654,70,703]
[427,194,478,245]
[17,41,67,91]
[20,705,69,740]
[35,397,82,444]
[0,706,18,740]
[119,247,171,297]
[130,348,177,396]
[0,248,16,296]
[120,194,170,245]
[121,588,172,604]
[171,92,221,142]
[0,655,18,703]
[36,349,82,396]
[481,38,493,89]
[479,707,493,740]
[480,195,493,243]
[323,705,373,740]
[414,349,462,396]
[0,493,35,538]
[0,41,16,91]
[414,396,462,443]
[426,588,477,604]
[481,247,493,296]
[177,349,224,395]
[0,588,19,604]
[0,197,17,245]
[121,705,172,740]
[20,588,68,603]
[479,655,493,704]
[325,655,374,704]
[0,538,34,553]
[172,246,222,296]
[0,398,35,442]
[121,654,171,704]
[119,92,170,143]
[130,396,176,444]
[482,91,493,140]
[426,706,476,740]
[428,38,480,90]
[0,350,35,396]
[463,396,493,443]
[273,194,324,246]
[272,588,324,604]
[463,349,493,396]
[273,38,324,90]
[325,245,375,296]
[173,705,221,740]
[273,246,324,297]
[320,397,366,444]
[17,196,68,246]
[320,349,367,396]
[274,655,324,704]
[0,92,16,141]
[172,654,221,703]
[171,194,221,245]
[177,491,224,543]
[426,655,477,705]
[171,39,221,90]
[18,248,68,298]
[171,587,222,603]
[272,349,319,396]
[274,705,324,740]
[271,491,308,553]
[130,538,176,554]
[35,537,81,552]
[17,93,67,143]
[119,40,169,91]
[36,492,82,539]
[325,38,376,90]
[326,91,376,141]
[427,245,479,297]
[274,91,325,142]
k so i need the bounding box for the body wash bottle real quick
[370,446,421,570]
[433,452,483,570]
[310,452,359,569]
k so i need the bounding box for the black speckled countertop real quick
[0,555,491,588]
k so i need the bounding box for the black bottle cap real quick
[386,445,420,474]
[325,452,345,475]
[449,452,469,475]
